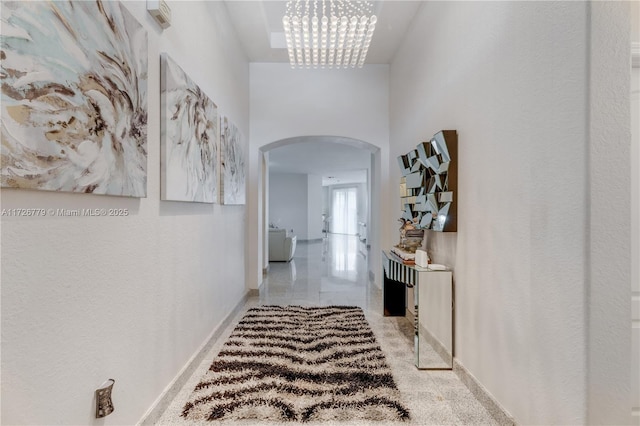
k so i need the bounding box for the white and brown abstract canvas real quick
[220,116,245,205]
[160,54,218,203]
[0,1,148,197]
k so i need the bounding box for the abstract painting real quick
[160,54,218,203]
[220,116,245,205]
[0,1,148,197]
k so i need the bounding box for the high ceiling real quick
[224,1,420,183]
[224,1,422,64]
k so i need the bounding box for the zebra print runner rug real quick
[181,305,410,422]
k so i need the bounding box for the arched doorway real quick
[258,136,382,290]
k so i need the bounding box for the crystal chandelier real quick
[282,0,377,69]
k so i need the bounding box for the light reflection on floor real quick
[260,234,373,308]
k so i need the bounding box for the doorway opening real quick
[259,135,381,288]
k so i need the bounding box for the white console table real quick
[382,251,454,369]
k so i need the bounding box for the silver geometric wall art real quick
[220,116,245,205]
[160,53,218,203]
[1,1,148,197]
[398,130,457,232]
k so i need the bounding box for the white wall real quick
[0,2,249,425]
[390,1,630,424]
[249,64,389,289]
[307,174,323,240]
[587,3,632,423]
[269,172,324,241]
[632,64,640,424]
[629,2,639,420]
[269,172,309,239]
[356,182,368,226]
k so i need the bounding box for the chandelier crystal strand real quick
[283,16,294,67]
[283,0,375,69]
[336,16,347,67]
[328,16,337,68]
[357,15,375,68]
[351,15,367,68]
[344,16,357,68]
[312,15,319,67]
[293,16,303,67]
[303,14,310,67]
[320,16,328,67]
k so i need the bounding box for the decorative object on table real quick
[397,130,458,231]
[282,0,377,69]
[415,249,430,268]
[1,1,148,197]
[160,54,218,203]
[396,218,424,253]
[181,305,410,422]
[95,379,115,418]
[220,116,246,205]
[390,246,416,265]
[427,264,447,271]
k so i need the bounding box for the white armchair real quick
[269,228,297,262]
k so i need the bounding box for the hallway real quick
[157,235,505,425]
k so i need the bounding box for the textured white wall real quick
[269,172,309,239]
[248,64,390,289]
[632,64,640,423]
[390,1,630,424]
[632,1,639,42]
[307,174,324,240]
[0,2,249,425]
[587,2,631,423]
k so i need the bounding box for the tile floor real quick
[157,235,501,425]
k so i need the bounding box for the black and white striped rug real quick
[181,305,410,422]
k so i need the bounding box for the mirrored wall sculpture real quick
[398,130,457,232]
[161,54,218,203]
[1,1,148,197]
[220,116,246,205]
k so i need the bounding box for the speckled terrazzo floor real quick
[156,235,502,425]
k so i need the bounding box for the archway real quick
[257,135,382,290]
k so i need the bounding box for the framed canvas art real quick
[160,54,218,203]
[0,1,148,197]
[220,116,245,205]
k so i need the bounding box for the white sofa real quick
[269,228,297,262]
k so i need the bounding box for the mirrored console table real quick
[382,250,454,369]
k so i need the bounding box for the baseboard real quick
[453,358,516,425]
[253,277,265,293]
[298,238,323,243]
[137,291,250,425]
